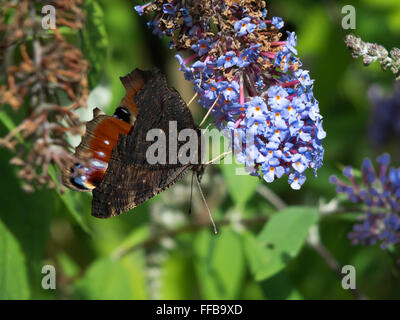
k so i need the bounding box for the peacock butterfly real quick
[62,69,204,218]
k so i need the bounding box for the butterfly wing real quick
[62,69,147,191]
[61,109,132,191]
[117,69,148,124]
[91,152,193,218]
[92,69,201,218]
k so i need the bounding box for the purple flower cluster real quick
[134,0,326,189]
[330,154,400,249]
[368,84,400,147]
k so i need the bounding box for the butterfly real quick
[62,69,204,219]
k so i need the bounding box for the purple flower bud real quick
[331,155,400,250]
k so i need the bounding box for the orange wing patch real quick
[62,69,151,192]
[62,109,132,191]
[87,117,132,163]
[118,69,146,118]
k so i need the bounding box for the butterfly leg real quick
[199,94,221,127]
[187,92,198,106]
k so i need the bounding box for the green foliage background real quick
[1,0,400,299]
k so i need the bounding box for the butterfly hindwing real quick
[91,154,192,218]
[61,69,147,191]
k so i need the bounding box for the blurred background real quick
[1,0,400,299]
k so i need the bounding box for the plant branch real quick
[112,182,368,299]
[112,215,269,260]
[257,184,287,210]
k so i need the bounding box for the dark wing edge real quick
[91,161,193,218]
[118,69,153,123]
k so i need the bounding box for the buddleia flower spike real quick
[330,153,400,249]
[135,0,326,190]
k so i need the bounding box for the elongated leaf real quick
[82,0,109,88]
[244,206,319,281]
[48,165,91,233]
[0,110,23,142]
[0,219,30,299]
[194,227,245,299]
[58,252,80,278]
[57,191,92,234]
[0,110,15,131]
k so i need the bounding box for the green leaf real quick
[194,227,245,299]
[48,165,91,233]
[220,163,260,207]
[0,153,53,298]
[58,252,80,278]
[120,254,148,300]
[0,110,15,131]
[82,0,109,88]
[57,191,92,234]
[259,271,303,300]
[0,110,23,143]
[75,258,132,299]
[74,255,147,299]
[0,219,30,299]
[161,249,196,299]
[244,206,320,281]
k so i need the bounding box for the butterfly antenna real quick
[199,94,221,128]
[195,175,218,235]
[188,172,194,215]
[188,73,202,106]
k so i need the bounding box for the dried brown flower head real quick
[0,0,89,192]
